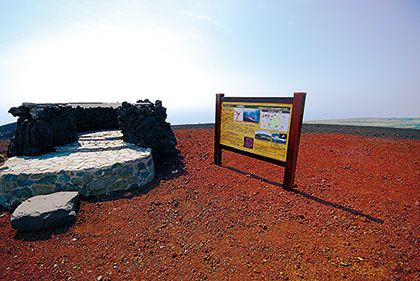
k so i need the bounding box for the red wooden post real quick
[214,93,224,165]
[283,92,306,190]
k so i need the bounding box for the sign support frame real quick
[214,92,306,191]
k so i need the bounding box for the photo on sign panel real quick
[243,137,254,149]
[272,133,287,144]
[255,130,272,141]
[243,109,260,123]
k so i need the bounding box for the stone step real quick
[0,130,155,209]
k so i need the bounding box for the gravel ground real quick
[1,127,419,280]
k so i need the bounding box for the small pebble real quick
[339,261,350,267]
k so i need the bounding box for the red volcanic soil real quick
[1,129,420,280]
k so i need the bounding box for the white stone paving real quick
[1,130,151,174]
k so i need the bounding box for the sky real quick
[0,0,419,125]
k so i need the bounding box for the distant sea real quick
[305,118,420,129]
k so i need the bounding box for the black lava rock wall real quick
[117,100,178,162]
[7,104,76,156]
[7,101,178,161]
[73,106,119,132]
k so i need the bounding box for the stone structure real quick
[11,191,79,231]
[118,100,178,162]
[2,100,177,210]
[7,101,178,161]
[0,130,155,209]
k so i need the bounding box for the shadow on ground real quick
[223,165,384,224]
[82,153,187,205]
[13,221,78,242]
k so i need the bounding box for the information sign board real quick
[214,93,306,190]
[220,102,292,162]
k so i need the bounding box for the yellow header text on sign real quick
[220,101,293,162]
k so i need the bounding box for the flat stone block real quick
[10,187,33,200]
[70,177,86,186]
[136,162,146,170]
[0,194,8,208]
[1,174,18,182]
[37,175,57,185]
[11,191,79,231]
[62,183,78,191]
[31,184,56,195]
[1,182,16,193]
[112,180,129,191]
[87,177,115,192]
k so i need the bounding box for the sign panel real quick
[214,92,306,190]
[220,102,293,162]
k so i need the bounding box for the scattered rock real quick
[123,192,132,198]
[173,199,179,207]
[259,223,268,230]
[10,191,79,231]
[153,201,162,206]
[339,261,350,267]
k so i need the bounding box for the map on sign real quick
[260,110,290,132]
